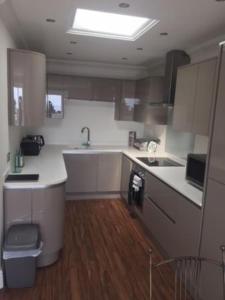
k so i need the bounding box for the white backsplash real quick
[25,99,144,146]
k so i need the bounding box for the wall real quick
[0,14,23,286]
[26,99,144,146]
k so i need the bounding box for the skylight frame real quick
[67,9,159,41]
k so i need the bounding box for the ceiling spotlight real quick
[119,3,130,8]
[160,32,168,36]
[137,47,143,50]
[67,52,72,55]
[46,18,56,23]
[70,41,77,44]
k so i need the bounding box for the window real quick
[67,9,159,41]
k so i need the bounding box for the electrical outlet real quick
[7,152,10,162]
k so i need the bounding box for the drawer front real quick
[143,197,175,256]
[146,172,185,221]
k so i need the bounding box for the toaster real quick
[20,135,45,156]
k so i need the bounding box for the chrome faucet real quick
[81,127,90,147]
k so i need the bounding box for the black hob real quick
[137,157,183,167]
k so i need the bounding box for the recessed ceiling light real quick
[67,8,159,41]
[137,47,143,50]
[160,32,168,36]
[70,41,77,44]
[67,52,72,55]
[119,3,130,8]
[122,57,128,60]
[46,18,56,23]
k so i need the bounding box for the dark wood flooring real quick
[0,199,175,300]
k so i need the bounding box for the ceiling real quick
[7,0,225,66]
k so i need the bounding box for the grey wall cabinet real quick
[114,80,136,121]
[121,155,133,203]
[47,75,121,103]
[134,77,167,124]
[97,153,122,192]
[4,183,65,267]
[8,49,46,127]
[64,153,122,195]
[144,172,202,257]
[64,75,92,100]
[64,154,98,194]
[92,78,121,102]
[173,58,217,135]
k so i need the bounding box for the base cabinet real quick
[64,153,122,196]
[4,183,65,267]
[97,153,122,192]
[142,173,202,257]
[64,154,98,193]
[120,155,133,203]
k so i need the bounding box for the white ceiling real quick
[8,0,225,66]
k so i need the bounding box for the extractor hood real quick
[164,50,190,106]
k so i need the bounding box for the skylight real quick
[67,9,159,41]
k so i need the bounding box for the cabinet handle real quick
[146,196,176,224]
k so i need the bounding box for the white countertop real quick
[4,145,203,207]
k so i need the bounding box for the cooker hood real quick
[164,50,190,106]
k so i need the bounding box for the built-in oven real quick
[128,164,145,215]
[186,153,206,190]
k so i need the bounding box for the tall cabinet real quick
[199,44,225,300]
[8,49,46,127]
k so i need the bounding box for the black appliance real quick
[186,154,206,190]
[20,135,45,156]
[128,165,145,215]
[164,50,190,106]
[137,157,183,167]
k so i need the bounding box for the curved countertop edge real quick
[3,145,203,207]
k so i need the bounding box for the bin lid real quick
[4,224,40,251]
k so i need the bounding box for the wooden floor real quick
[0,199,175,300]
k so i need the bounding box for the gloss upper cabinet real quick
[173,58,217,135]
[8,48,46,127]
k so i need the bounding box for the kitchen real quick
[0,0,225,299]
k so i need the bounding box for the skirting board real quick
[66,192,121,200]
[0,269,4,289]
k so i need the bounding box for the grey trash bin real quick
[3,224,42,288]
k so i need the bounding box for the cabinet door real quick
[92,78,121,102]
[121,155,133,203]
[64,76,92,100]
[97,153,122,192]
[199,179,225,300]
[47,74,66,91]
[64,154,98,193]
[173,64,198,132]
[208,48,225,184]
[32,184,65,255]
[135,78,151,102]
[115,80,136,121]
[8,49,46,127]
[4,189,32,232]
[192,59,217,136]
